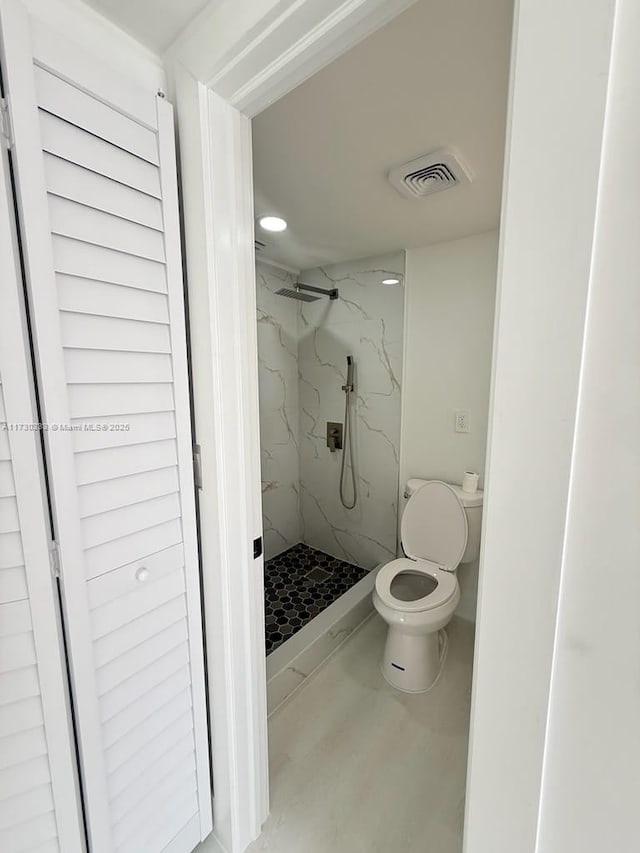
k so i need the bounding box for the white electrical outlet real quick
[455,409,470,433]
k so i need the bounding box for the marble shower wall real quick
[256,253,405,567]
[298,253,405,569]
[256,262,301,559]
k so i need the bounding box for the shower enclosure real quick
[256,252,405,662]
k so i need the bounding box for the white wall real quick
[24,0,164,90]
[401,232,498,621]
[536,0,640,848]
[463,0,616,850]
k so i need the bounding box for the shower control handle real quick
[326,421,343,453]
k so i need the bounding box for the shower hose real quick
[339,386,357,509]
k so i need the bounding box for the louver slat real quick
[68,382,175,420]
[44,154,163,230]
[53,235,167,292]
[106,713,193,800]
[34,66,159,165]
[0,567,28,605]
[99,644,190,726]
[57,276,169,324]
[79,466,179,518]
[48,196,166,262]
[74,439,178,487]
[39,112,161,198]
[0,807,58,851]
[109,734,194,821]
[0,726,48,772]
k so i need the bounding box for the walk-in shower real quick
[256,254,404,679]
[278,288,356,507]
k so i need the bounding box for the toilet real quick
[373,478,483,692]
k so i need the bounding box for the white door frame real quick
[168,6,417,851]
[165,1,619,851]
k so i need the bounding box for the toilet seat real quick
[375,558,458,613]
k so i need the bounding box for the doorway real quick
[241,0,511,847]
[170,0,618,850]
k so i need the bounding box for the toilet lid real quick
[401,480,468,570]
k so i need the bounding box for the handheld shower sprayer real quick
[340,355,357,509]
[342,355,354,393]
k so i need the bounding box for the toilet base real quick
[381,626,447,693]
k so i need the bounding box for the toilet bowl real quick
[373,479,482,693]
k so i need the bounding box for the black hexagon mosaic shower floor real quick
[264,543,368,655]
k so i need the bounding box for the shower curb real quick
[266,565,380,714]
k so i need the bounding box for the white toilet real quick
[373,478,483,693]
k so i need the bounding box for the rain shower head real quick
[275,287,320,302]
[276,282,339,302]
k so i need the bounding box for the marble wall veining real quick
[256,262,301,559]
[298,253,405,569]
[256,253,405,568]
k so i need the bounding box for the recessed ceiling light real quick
[258,215,287,232]
[382,277,401,285]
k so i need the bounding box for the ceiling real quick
[83,0,512,270]
[83,0,210,53]
[252,0,513,271]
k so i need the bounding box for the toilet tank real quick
[404,478,483,565]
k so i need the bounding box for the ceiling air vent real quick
[388,149,472,200]
[254,239,267,252]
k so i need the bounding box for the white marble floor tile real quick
[225,614,474,853]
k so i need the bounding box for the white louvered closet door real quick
[0,103,84,852]
[0,3,212,852]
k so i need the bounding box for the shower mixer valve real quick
[326,422,343,452]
